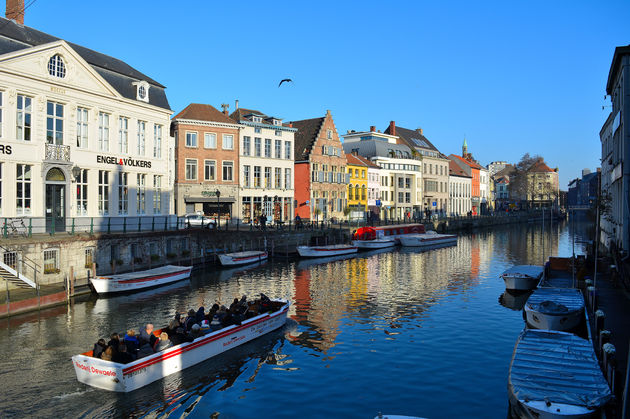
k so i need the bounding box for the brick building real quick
[171,104,241,219]
[292,110,348,221]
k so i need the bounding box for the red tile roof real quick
[528,160,555,173]
[449,159,471,177]
[449,154,483,170]
[173,103,237,124]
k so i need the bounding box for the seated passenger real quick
[210,314,221,331]
[170,327,194,346]
[229,298,239,313]
[189,324,202,339]
[184,309,197,331]
[112,343,134,364]
[93,338,107,358]
[137,342,155,359]
[195,307,205,324]
[123,329,140,359]
[155,332,173,351]
[200,320,211,334]
[140,324,157,347]
[107,332,120,349]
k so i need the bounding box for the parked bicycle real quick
[4,218,28,238]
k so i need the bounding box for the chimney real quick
[235,99,239,110]
[6,0,24,24]
[289,123,293,128]
[220,103,229,115]
[370,126,376,132]
[388,121,396,136]
[416,127,423,135]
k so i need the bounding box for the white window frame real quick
[185,131,198,148]
[46,101,64,145]
[153,175,162,214]
[153,124,162,158]
[118,172,128,215]
[16,94,32,141]
[285,168,292,190]
[284,141,291,159]
[243,165,250,188]
[222,134,234,150]
[264,166,271,188]
[118,117,128,153]
[186,159,198,181]
[43,249,60,273]
[98,170,109,216]
[137,173,146,214]
[0,91,3,138]
[274,139,281,159]
[274,167,282,188]
[0,163,3,213]
[264,138,271,157]
[204,160,216,181]
[204,132,217,149]
[76,107,88,148]
[242,136,251,156]
[76,168,88,216]
[16,164,32,215]
[98,112,110,151]
[254,166,261,188]
[137,121,146,156]
[254,137,262,157]
[222,161,234,181]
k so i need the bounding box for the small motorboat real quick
[508,329,611,418]
[72,299,290,392]
[89,265,192,295]
[218,250,268,266]
[352,237,397,250]
[296,244,358,258]
[398,231,457,248]
[500,265,544,291]
[524,287,585,332]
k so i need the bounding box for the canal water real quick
[0,219,592,418]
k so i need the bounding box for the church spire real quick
[462,137,468,157]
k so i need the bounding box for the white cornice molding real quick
[173,118,243,129]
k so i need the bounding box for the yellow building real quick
[346,153,369,218]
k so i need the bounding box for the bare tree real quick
[508,153,541,208]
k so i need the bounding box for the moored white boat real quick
[218,250,268,266]
[508,329,611,418]
[524,288,585,332]
[72,299,290,392]
[398,231,457,248]
[352,237,397,250]
[296,244,358,258]
[89,265,192,295]
[500,265,544,291]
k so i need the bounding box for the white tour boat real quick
[352,237,397,250]
[500,264,545,291]
[524,287,585,332]
[296,244,358,258]
[90,265,193,295]
[72,299,290,392]
[508,329,611,418]
[398,231,457,249]
[218,250,268,266]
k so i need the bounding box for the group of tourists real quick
[92,294,276,364]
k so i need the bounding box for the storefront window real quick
[16,164,31,215]
[242,197,251,223]
[76,168,88,216]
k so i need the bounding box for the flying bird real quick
[278,78,292,87]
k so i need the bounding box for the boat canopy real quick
[501,265,543,278]
[509,329,611,408]
[353,224,425,240]
[526,288,584,313]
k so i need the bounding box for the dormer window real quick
[133,81,150,103]
[48,55,66,78]
[273,119,281,126]
[253,116,262,123]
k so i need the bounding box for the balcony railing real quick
[45,144,70,162]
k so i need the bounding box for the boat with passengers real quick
[72,298,290,392]
[352,223,425,245]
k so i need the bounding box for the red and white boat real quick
[218,250,268,266]
[72,299,290,392]
[89,265,192,295]
[353,223,425,244]
[296,244,358,258]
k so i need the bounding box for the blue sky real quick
[23,0,630,188]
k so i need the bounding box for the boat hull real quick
[503,275,541,291]
[351,239,396,249]
[89,266,192,294]
[398,234,457,248]
[524,308,584,331]
[218,251,268,266]
[297,245,358,258]
[72,301,289,392]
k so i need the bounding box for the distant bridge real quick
[567,205,593,211]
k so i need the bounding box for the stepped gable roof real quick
[291,116,325,161]
[173,103,237,124]
[0,17,170,110]
[450,154,483,170]
[449,160,471,177]
[385,125,440,153]
[528,159,555,173]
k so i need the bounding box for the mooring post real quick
[69,266,74,297]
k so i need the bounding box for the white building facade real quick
[448,167,472,216]
[0,21,172,233]
[230,107,296,224]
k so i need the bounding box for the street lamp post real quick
[216,190,221,230]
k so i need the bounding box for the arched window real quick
[46,167,66,181]
[48,55,66,78]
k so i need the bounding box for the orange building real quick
[292,110,348,221]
